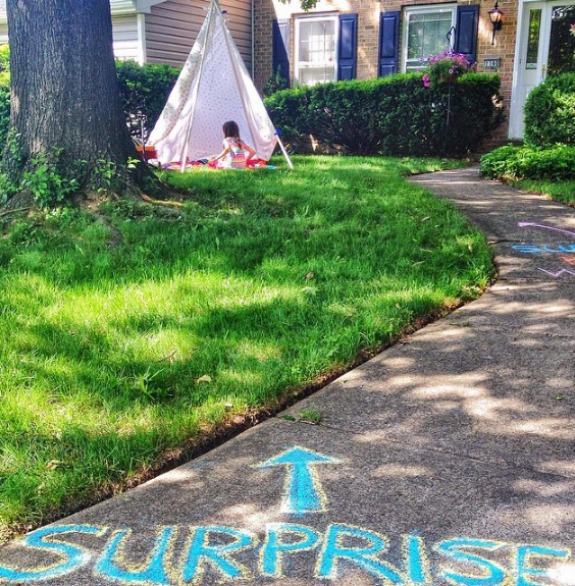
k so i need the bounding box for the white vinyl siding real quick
[0,0,165,18]
[113,14,141,61]
[0,2,142,60]
[111,0,138,15]
[0,0,253,70]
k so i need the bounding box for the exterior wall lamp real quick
[488,2,504,45]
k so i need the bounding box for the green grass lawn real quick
[0,155,493,541]
[509,179,575,206]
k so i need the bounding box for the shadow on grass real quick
[0,156,493,539]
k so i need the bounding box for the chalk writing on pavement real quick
[0,447,572,584]
[256,446,340,515]
[513,223,575,278]
[0,522,572,584]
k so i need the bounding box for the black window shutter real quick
[378,11,400,76]
[338,13,358,81]
[454,5,479,65]
[272,19,290,86]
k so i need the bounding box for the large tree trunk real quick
[5,0,152,198]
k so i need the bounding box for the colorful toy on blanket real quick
[209,157,271,169]
[162,158,275,171]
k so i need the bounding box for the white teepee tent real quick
[149,0,291,169]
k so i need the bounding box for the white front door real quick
[510,2,575,139]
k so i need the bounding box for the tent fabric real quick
[148,0,278,165]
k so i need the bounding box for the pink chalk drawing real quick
[517,223,575,279]
[518,222,575,238]
[538,268,575,278]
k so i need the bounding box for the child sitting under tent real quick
[147,0,293,171]
[209,121,256,169]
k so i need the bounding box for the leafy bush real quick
[22,149,80,207]
[115,60,180,141]
[265,73,503,156]
[524,73,575,147]
[480,143,575,181]
[0,58,180,155]
[262,66,289,97]
[0,84,9,151]
[0,44,10,85]
[0,45,10,152]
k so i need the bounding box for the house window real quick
[295,16,338,85]
[402,5,457,71]
[548,5,575,76]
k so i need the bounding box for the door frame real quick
[509,0,556,139]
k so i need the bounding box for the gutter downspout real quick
[136,12,147,64]
[251,0,255,79]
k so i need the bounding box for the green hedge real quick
[524,73,575,147]
[115,60,179,140]
[265,73,503,156]
[0,45,9,86]
[0,85,8,149]
[0,57,501,158]
[480,144,575,181]
[0,45,10,150]
[0,59,180,151]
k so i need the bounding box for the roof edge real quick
[0,1,169,27]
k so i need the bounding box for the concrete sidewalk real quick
[1,166,575,585]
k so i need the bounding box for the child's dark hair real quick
[222,120,240,139]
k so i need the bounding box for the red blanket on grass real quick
[163,158,270,171]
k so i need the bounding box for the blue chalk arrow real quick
[257,447,340,515]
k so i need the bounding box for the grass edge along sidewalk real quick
[0,155,494,542]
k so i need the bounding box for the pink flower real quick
[422,50,471,87]
[571,22,575,36]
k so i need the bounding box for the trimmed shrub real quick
[0,84,9,150]
[0,44,10,86]
[480,144,575,181]
[265,73,503,156]
[0,45,10,150]
[524,73,575,147]
[0,59,180,153]
[115,60,180,141]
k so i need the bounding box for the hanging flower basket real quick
[421,51,475,88]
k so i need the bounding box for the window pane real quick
[299,65,336,85]
[406,10,453,69]
[525,9,541,69]
[297,18,336,85]
[407,20,424,60]
[299,20,335,64]
[548,5,575,76]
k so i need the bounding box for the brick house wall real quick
[477,1,517,146]
[254,0,519,144]
[255,0,383,89]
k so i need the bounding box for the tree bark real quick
[5,0,151,196]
